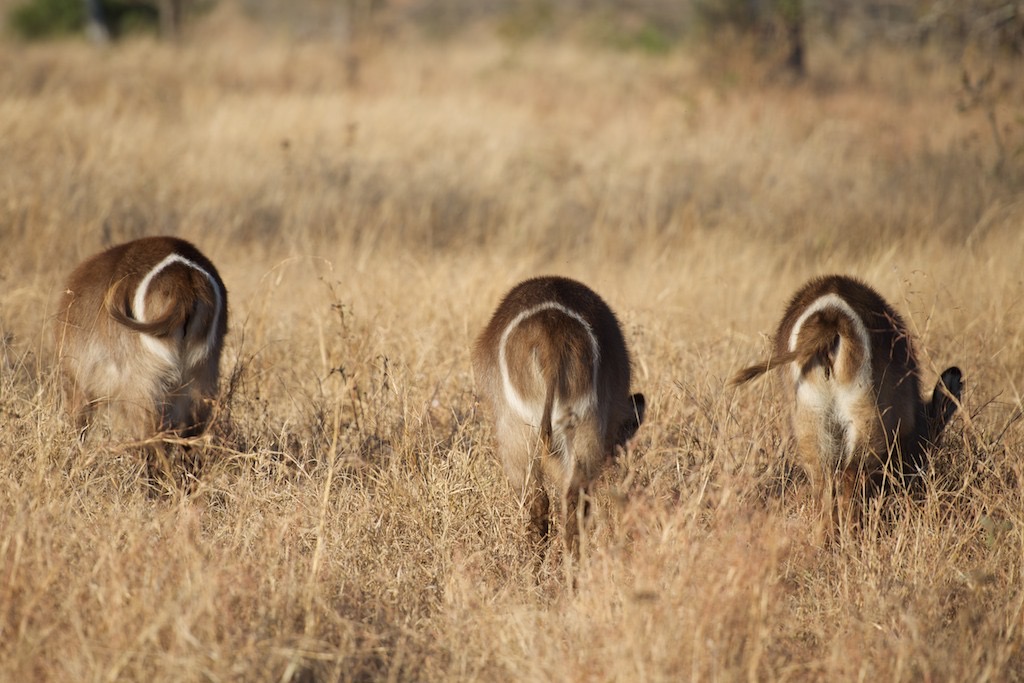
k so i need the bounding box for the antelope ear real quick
[928,366,963,441]
[619,393,646,445]
[631,393,646,428]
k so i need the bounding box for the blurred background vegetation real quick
[4,0,1023,68]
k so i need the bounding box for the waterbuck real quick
[473,276,646,557]
[54,236,228,477]
[731,274,961,533]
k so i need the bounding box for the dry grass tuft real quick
[1,17,1023,681]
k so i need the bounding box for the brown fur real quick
[732,275,961,535]
[54,237,228,464]
[473,276,645,558]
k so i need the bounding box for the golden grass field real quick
[1,8,1024,681]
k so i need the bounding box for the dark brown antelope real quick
[54,237,228,476]
[473,276,646,557]
[731,275,961,534]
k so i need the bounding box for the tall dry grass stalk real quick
[1,12,1023,681]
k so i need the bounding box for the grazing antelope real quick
[473,276,646,557]
[732,274,961,534]
[54,237,228,477]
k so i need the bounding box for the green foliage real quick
[103,0,161,36]
[775,0,803,25]
[496,0,554,43]
[8,0,85,39]
[586,14,674,55]
[7,0,166,41]
[927,0,1024,57]
[694,0,762,33]
[693,0,802,34]
[626,24,672,54]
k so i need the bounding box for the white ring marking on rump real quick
[787,292,874,460]
[133,252,223,367]
[498,301,600,426]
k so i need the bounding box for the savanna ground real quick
[2,5,1024,680]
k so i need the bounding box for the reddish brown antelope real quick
[732,275,961,534]
[474,276,646,557]
[54,237,228,477]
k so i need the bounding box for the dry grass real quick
[2,11,1024,681]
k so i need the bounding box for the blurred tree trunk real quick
[84,0,110,43]
[156,0,182,39]
[82,0,183,41]
[779,0,805,76]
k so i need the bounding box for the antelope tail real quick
[541,375,556,450]
[730,349,800,386]
[104,277,191,337]
[794,318,849,382]
[926,366,963,442]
